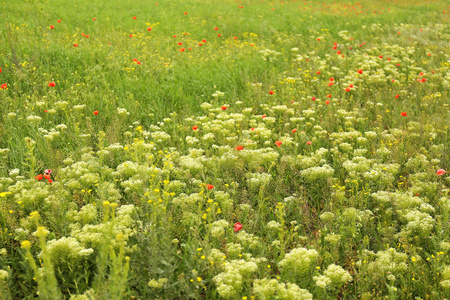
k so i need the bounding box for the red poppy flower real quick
[307,141,312,145]
[85,35,89,38]
[44,110,48,113]
[47,179,53,184]
[206,184,214,190]
[192,125,198,130]
[333,46,337,50]
[345,87,351,92]
[336,51,341,55]
[234,222,243,232]
[235,145,244,150]
[326,94,331,98]
[379,55,383,59]
[147,27,152,31]
[437,169,446,176]
[233,36,237,40]
[269,90,274,95]
[129,34,133,38]
[1,84,7,89]
[275,140,282,147]
[0,67,2,73]
[178,42,182,45]
[214,27,219,30]
[312,97,316,101]
[93,110,99,115]
[50,25,54,29]
[57,19,61,23]
[221,106,227,110]
[316,71,321,75]
[395,95,399,98]
[179,48,185,52]
[357,69,363,74]
[401,112,407,117]
[217,34,221,37]
[48,82,55,87]
[133,16,137,20]
[292,129,297,133]
[43,174,51,180]
[184,12,188,15]
[74,43,78,47]
[262,115,266,119]
[325,100,330,105]
[202,39,206,43]
[173,35,177,38]
[92,18,96,21]
[198,43,202,46]
[35,174,43,181]
[328,82,334,87]
[44,169,52,175]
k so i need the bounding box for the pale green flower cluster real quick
[40,237,94,266]
[213,259,258,299]
[278,247,318,278]
[210,220,229,238]
[253,278,313,300]
[314,264,352,290]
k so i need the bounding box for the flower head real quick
[48,82,56,87]
[275,140,282,147]
[401,112,407,117]
[437,169,446,176]
[234,222,243,232]
[93,110,99,115]
[206,184,214,190]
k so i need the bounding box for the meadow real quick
[1,0,450,298]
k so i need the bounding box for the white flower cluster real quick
[313,264,352,289]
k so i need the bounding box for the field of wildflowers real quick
[1,0,450,298]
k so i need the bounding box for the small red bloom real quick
[275,140,282,147]
[379,55,383,59]
[173,35,177,38]
[48,82,55,87]
[316,71,321,75]
[57,19,61,23]
[214,27,218,30]
[147,27,152,31]
[184,12,188,15]
[357,69,363,74]
[198,43,202,46]
[326,94,331,98]
[202,39,206,43]
[262,115,266,119]
[312,97,316,101]
[178,42,182,45]
[44,169,52,175]
[35,174,43,181]
[43,174,51,180]
[44,110,48,113]
[47,179,53,184]
[192,125,198,130]
[85,35,89,38]
[235,145,244,150]
[401,112,407,117]
[217,34,221,37]
[74,43,78,47]
[269,90,274,95]
[92,18,96,21]
[133,16,137,20]
[345,87,351,92]
[221,106,227,110]
[395,95,399,98]
[179,48,185,52]
[129,34,133,38]
[93,110,99,115]
[50,25,54,29]
[437,169,446,176]
[307,141,312,145]
[336,51,341,55]
[325,100,330,105]
[0,67,2,73]
[234,222,243,232]
[292,129,297,133]
[1,84,7,89]
[206,184,214,190]
[233,36,237,40]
